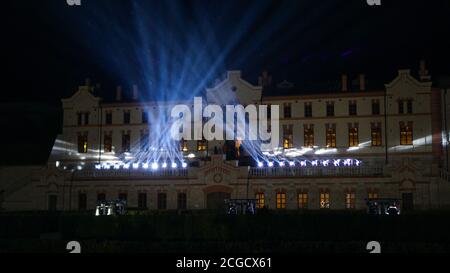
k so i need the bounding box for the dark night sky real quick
[1,0,450,165]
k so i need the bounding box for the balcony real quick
[249,166,385,177]
[73,168,188,179]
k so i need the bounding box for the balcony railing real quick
[74,168,188,179]
[249,166,385,177]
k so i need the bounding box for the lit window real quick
[304,126,314,147]
[197,138,207,151]
[326,127,336,148]
[77,133,88,153]
[104,133,112,152]
[345,192,356,209]
[180,138,188,152]
[368,191,378,200]
[298,192,308,209]
[283,125,293,148]
[348,126,359,147]
[371,126,382,146]
[276,192,286,209]
[400,122,413,145]
[320,191,330,209]
[256,193,265,209]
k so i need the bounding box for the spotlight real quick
[55,161,60,167]
[143,163,149,169]
[279,162,285,167]
[95,164,101,170]
[171,162,178,168]
[182,162,188,168]
[268,162,274,167]
[151,162,159,170]
[132,163,139,169]
[103,163,111,169]
[289,161,295,167]
[123,163,130,169]
[77,165,82,170]
[114,164,120,169]
[162,162,167,168]
[257,161,264,168]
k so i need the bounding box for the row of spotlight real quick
[94,161,188,170]
[256,159,362,168]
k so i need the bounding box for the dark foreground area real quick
[1,210,450,253]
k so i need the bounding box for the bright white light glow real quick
[143,163,149,169]
[132,163,139,169]
[171,162,178,168]
[182,162,188,168]
[268,162,274,167]
[257,161,264,168]
[151,162,159,170]
[162,162,168,168]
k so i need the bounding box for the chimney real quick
[116,86,122,101]
[359,74,366,91]
[132,85,138,100]
[419,59,431,81]
[341,74,348,92]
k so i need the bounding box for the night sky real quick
[1,0,450,165]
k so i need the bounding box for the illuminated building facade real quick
[2,62,450,212]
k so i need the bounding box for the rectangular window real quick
[326,102,334,117]
[118,193,127,202]
[138,193,147,209]
[197,139,207,151]
[77,113,83,126]
[284,103,292,118]
[276,192,286,209]
[400,122,413,145]
[97,193,106,202]
[105,112,112,125]
[326,127,336,148]
[180,138,188,152]
[255,193,265,209]
[298,192,308,209]
[398,100,404,114]
[372,100,380,115]
[84,113,89,125]
[371,127,382,146]
[348,127,359,147]
[104,134,112,152]
[48,195,57,211]
[368,192,378,200]
[157,193,167,210]
[304,127,314,147]
[349,101,357,116]
[140,131,149,151]
[177,192,187,210]
[407,100,413,114]
[122,133,130,152]
[304,103,312,117]
[124,111,131,124]
[345,192,356,209]
[320,192,330,209]
[78,193,87,211]
[283,125,293,148]
[142,111,148,123]
[77,134,88,153]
